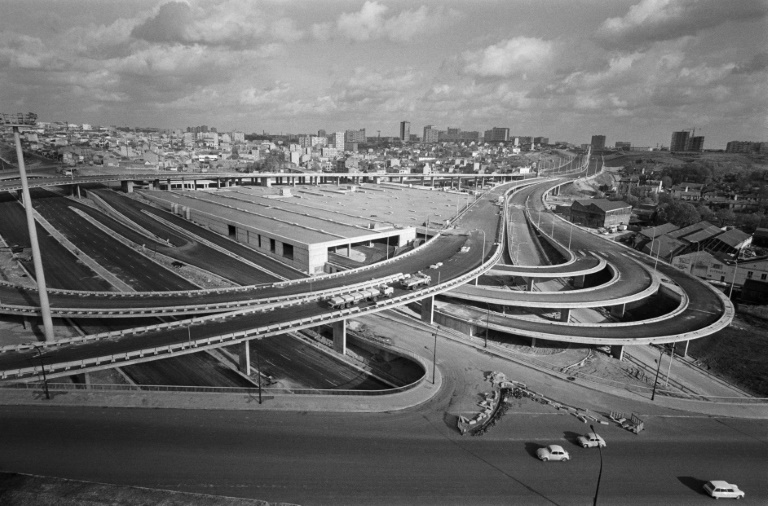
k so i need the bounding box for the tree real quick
[661,176,673,188]
[696,204,715,223]
[715,208,736,227]
[657,201,700,227]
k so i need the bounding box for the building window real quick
[283,243,294,261]
[761,273,766,280]
[747,271,753,279]
[270,238,276,253]
[712,263,722,269]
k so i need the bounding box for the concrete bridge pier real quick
[573,275,585,288]
[610,304,626,318]
[333,320,347,355]
[239,342,251,375]
[421,296,434,325]
[70,184,81,198]
[610,345,625,361]
[559,308,571,322]
[72,372,92,388]
[678,340,690,357]
[121,180,134,193]
[526,278,535,291]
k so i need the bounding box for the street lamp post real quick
[475,229,486,286]
[651,346,665,401]
[729,253,739,299]
[33,346,50,400]
[432,330,438,384]
[665,342,676,387]
[590,424,604,506]
[568,219,574,251]
[485,303,490,348]
[257,348,262,404]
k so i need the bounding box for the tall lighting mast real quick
[1,112,55,341]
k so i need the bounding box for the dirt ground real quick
[686,309,768,397]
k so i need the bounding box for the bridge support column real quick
[610,304,626,318]
[610,345,625,361]
[530,337,537,348]
[421,296,434,325]
[679,340,690,357]
[239,342,251,375]
[70,184,81,198]
[333,320,347,355]
[559,308,571,322]
[121,181,134,193]
[526,278,535,291]
[573,275,585,288]
[72,372,92,388]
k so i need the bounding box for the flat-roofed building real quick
[570,199,632,229]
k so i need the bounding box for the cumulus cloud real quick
[462,37,553,77]
[130,0,303,47]
[595,0,768,50]
[335,1,459,42]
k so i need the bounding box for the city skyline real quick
[1,0,766,149]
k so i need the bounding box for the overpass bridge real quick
[0,154,734,381]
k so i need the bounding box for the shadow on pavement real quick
[677,476,708,496]
[563,430,582,447]
[524,442,543,459]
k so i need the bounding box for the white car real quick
[577,432,606,449]
[703,481,744,500]
[536,444,570,462]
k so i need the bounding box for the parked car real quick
[536,444,570,462]
[703,481,744,499]
[577,432,606,448]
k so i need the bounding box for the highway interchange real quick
[0,157,764,504]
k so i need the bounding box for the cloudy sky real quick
[1,0,766,148]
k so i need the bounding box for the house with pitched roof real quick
[570,199,632,229]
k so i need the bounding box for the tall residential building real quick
[423,125,439,143]
[590,135,606,150]
[687,136,705,152]
[726,140,766,153]
[399,121,410,142]
[483,127,509,142]
[670,131,690,151]
[345,129,366,144]
[317,129,326,137]
[333,131,345,150]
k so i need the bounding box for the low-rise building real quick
[570,199,632,229]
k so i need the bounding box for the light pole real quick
[485,303,490,348]
[432,330,438,384]
[475,229,486,286]
[568,219,574,251]
[651,346,665,401]
[590,424,604,506]
[33,346,50,400]
[256,348,262,404]
[665,342,676,387]
[729,253,739,299]
[187,322,192,346]
[2,112,54,342]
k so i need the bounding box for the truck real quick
[327,285,394,310]
[400,272,432,290]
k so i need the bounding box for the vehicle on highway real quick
[327,285,393,310]
[577,432,606,448]
[536,444,570,462]
[400,273,431,290]
[703,480,745,499]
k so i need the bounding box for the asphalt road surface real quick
[0,405,765,505]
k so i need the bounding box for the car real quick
[536,444,570,462]
[703,480,744,500]
[577,432,606,448]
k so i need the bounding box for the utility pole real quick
[432,330,438,384]
[651,346,665,401]
[2,113,54,342]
